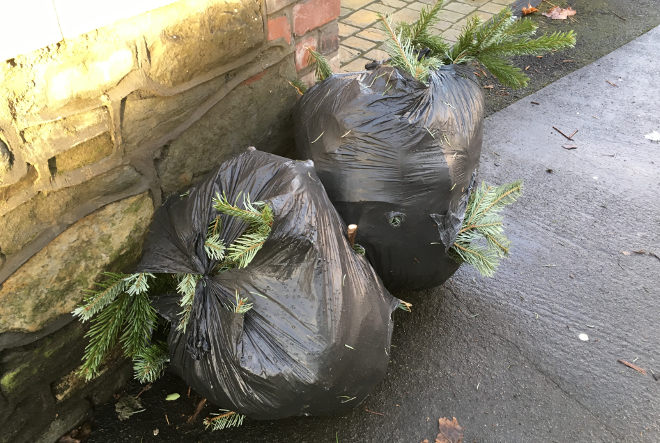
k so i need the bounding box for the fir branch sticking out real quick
[176,273,200,333]
[72,272,129,321]
[396,0,449,57]
[76,272,156,380]
[203,410,246,431]
[398,300,413,312]
[231,290,253,314]
[124,272,154,296]
[450,181,523,276]
[133,341,169,384]
[445,8,575,88]
[288,79,307,95]
[119,289,157,357]
[378,14,442,84]
[307,47,334,82]
[213,193,273,269]
[204,233,226,262]
[78,291,130,380]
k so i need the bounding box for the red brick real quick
[266,0,296,14]
[295,33,318,71]
[267,15,292,44]
[293,0,340,36]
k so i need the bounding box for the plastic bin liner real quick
[137,148,398,419]
[294,65,484,290]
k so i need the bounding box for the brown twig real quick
[347,224,358,246]
[165,414,171,426]
[552,126,576,141]
[611,11,626,21]
[568,129,579,139]
[365,408,385,416]
[187,398,207,424]
[136,383,152,398]
[187,386,191,398]
[617,359,647,375]
[606,80,618,87]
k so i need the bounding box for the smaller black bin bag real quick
[295,65,484,291]
[137,149,398,419]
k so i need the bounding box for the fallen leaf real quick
[115,395,145,421]
[522,3,538,15]
[645,130,660,142]
[483,84,494,89]
[166,393,181,401]
[562,144,578,150]
[542,6,577,20]
[436,417,463,443]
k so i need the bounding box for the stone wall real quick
[0,0,339,441]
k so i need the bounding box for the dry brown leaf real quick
[435,417,463,443]
[542,6,577,20]
[522,3,538,15]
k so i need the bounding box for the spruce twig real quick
[307,48,334,82]
[133,341,169,383]
[450,181,523,276]
[203,410,246,431]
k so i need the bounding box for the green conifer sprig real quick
[307,47,334,82]
[176,273,200,333]
[381,2,575,88]
[203,410,246,431]
[232,291,253,314]
[379,14,442,84]
[450,181,522,276]
[75,272,155,380]
[72,272,129,321]
[396,0,449,56]
[133,341,169,383]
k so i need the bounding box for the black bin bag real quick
[136,148,398,419]
[294,65,484,291]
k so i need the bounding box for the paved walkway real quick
[338,0,515,72]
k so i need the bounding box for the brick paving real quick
[338,0,514,72]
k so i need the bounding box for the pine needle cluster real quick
[450,181,522,276]
[203,410,246,431]
[74,272,156,380]
[379,1,575,88]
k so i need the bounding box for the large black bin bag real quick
[294,65,484,291]
[137,148,398,419]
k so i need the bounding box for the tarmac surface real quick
[87,25,660,443]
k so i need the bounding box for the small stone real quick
[579,333,589,341]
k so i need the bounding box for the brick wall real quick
[0,0,339,440]
[266,0,341,85]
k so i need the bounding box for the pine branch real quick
[204,233,226,262]
[133,341,169,383]
[379,14,442,83]
[450,181,523,276]
[176,273,199,333]
[307,48,334,82]
[203,410,246,431]
[119,290,157,357]
[231,291,253,314]
[226,231,268,268]
[288,79,307,95]
[78,293,130,380]
[72,272,129,321]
